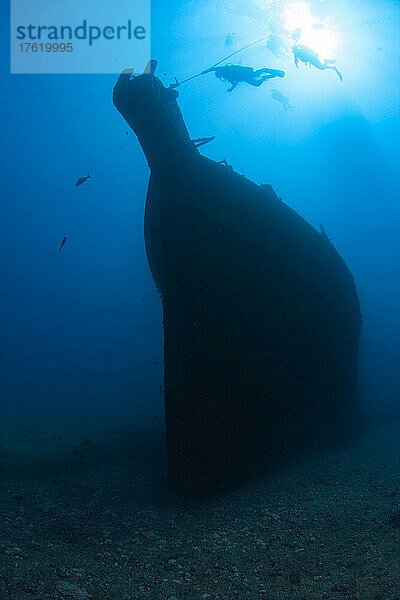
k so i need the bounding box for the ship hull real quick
[144,155,361,489]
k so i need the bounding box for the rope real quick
[169,36,269,88]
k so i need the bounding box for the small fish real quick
[59,236,66,252]
[125,131,129,135]
[75,173,91,187]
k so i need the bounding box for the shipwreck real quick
[113,63,361,489]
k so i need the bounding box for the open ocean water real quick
[1,0,399,598]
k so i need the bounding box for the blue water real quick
[1,0,399,431]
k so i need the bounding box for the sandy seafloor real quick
[1,411,400,600]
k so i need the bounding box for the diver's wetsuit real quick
[292,44,343,81]
[204,64,285,92]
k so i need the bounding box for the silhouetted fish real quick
[75,173,91,187]
[58,236,66,252]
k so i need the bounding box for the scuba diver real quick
[271,89,293,111]
[203,64,285,92]
[292,44,343,81]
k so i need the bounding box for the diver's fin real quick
[144,60,158,75]
[333,67,343,81]
[270,68,285,78]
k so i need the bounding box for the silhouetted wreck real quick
[113,65,361,490]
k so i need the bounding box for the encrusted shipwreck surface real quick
[113,70,361,489]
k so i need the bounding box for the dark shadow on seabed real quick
[0,403,378,511]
